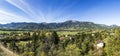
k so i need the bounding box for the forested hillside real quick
[0,20,118,30]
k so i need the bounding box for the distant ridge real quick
[0,20,119,30]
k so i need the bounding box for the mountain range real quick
[0,20,119,30]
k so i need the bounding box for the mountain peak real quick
[65,20,79,23]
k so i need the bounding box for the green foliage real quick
[58,44,81,56]
[22,52,34,56]
[0,28,120,56]
[51,31,59,45]
[104,28,120,56]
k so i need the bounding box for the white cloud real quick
[0,10,33,24]
[5,0,45,21]
[1,0,76,23]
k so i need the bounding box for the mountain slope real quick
[0,20,118,30]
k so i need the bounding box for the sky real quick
[0,0,120,25]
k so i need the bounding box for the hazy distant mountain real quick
[0,20,118,30]
[109,24,119,28]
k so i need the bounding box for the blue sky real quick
[0,0,120,25]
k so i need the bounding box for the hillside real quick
[0,20,118,30]
[0,43,19,56]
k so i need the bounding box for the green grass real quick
[0,31,11,34]
[0,30,29,34]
